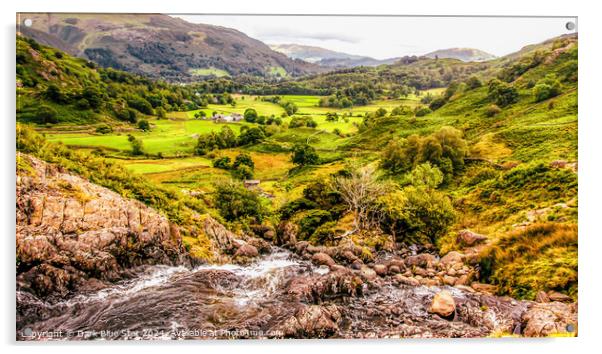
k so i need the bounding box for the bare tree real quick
[332,165,388,231]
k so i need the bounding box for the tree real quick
[232,164,254,180]
[37,105,58,124]
[533,74,562,102]
[137,119,151,131]
[214,180,266,222]
[233,153,255,170]
[381,140,412,174]
[333,165,388,230]
[244,108,258,123]
[488,79,518,107]
[374,108,387,117]
[82,86,103,109]
[213,156,231,169]
[291,143,319,166]
[45,84,67,103]
[156,107,166,119]
[378,163,455,245]
[466,76,483,89]
[127,135,144,155]
[238,127,266,145]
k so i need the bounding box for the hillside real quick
[18,13,324,81]
[270,43,398,68]
[425,47,497,62]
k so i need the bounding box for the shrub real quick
[137,119,151,131]
[232,164,254,180]
[291,143,319,166]
[485,104,502,117]
[533,74,562,102]
[233,153,255,170]
[37,105,58,124]
[488,79,518,107]
[127,134,144,155]
[414,106,432,117]
[212,156,231,169]
[95,124,113,134]
[299,209,332,239]
[214,180,266,222]
[244,108,258,123]
[466,76,483,89]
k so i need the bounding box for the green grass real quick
[189,67,230,77]
[266,66,287,77]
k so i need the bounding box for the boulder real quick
[312,252,336,267]
[429,290,456,317]
[522,302,578,337]
[359,266,377,282]
[388,265,401,274]
[405,253,437,268]
[373,264,388,276]
[535,291,550,303]
[233,243,259,260]
[457,230,488,247]
[394,274,420,287]
[471,282,498,294]
[246,237,272,254]
[440,251,464,266]
[276,304,341,338]
[547,291,572,303]
[442,275,457,286]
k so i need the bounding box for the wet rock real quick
[277,221,298,246]
[276,304,341,338]
[429,290,456,317]
[547,291,572,303]
[286,269,363,303]
[312,252,336,267]
[522,302,578,337]
[471,282,498,294]
[246,238,271,254]
[233,243,259,259]
[373,264,388,276]
[341,250,360,264]
[535,291,550,303]
[440,251,464,266]
[457,230,488,247]
[413,267,427,277]
[294,241,310,253]
[350,261,362,270]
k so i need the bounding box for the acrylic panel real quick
[15,13,578,340]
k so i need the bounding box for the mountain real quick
[424,48,497,62]
[17,13,324,81]
[270,43,398,68]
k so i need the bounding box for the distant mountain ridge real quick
[17,13,325,81]
[270,43,398,68]
[424,48,497,62]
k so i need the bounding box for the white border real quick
[2,1,600,353]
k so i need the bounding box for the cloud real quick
[254,27,360,44]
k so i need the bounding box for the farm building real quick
[212,113,243,123]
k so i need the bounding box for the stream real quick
[16,247,528,340]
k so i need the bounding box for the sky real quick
[173,15,577,59]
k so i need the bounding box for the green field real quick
[189,67,230,77]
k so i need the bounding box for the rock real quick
[405,253,437,268]
[350,260,362,270]
[413,267,427,277]
[16,155,191,298]
[373,264,388,276]
[457,230,488,247]
[295,241,310,253]
[442,275,457,286]
[276,304,341,338]
[312,252,336,267]
[421,278,440,286]
[455,274,471,286]
[388,265,401,274]
[287,269,363,303]
[547,291,572,303]
[522,302,577,337]
[277,221,298,246]
[429,291,456,317]
[440,251,464,266]
[535,291,550,303]
[359,266,377,282]
[233,243,259,260]
[394,274,420,287]
[455,285,476,293]
[471,282,498,294]
[246,238,272,254]
[341,250,360,264]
